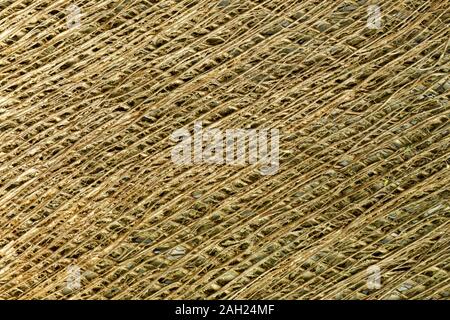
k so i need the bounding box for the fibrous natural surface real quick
[0,0,449,299]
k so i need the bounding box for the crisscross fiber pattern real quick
[0,0,449,299]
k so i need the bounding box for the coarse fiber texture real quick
[0,0,449,300]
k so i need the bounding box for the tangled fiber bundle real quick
[0,0,449,299]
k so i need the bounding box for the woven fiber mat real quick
[0,0,449,299]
